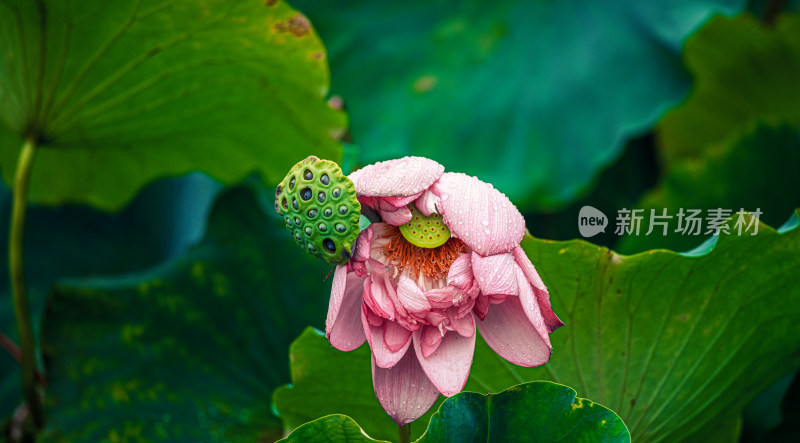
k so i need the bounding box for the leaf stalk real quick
[9,137,44,430]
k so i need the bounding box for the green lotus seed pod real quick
[275,156,361,265]
[399,203,451,248]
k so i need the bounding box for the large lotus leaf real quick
[0,0,344,210]
[0,174,219,424]
[290,0,744,210]
[274,211,800,442]
[615,122,800,254]
[38,186,332,441]
[416,381,629,443]
[658,12,800,163]
[279,415,388,443]
[279,382,629,443]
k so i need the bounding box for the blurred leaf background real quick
[1,0,799,441]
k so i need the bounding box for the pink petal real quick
[379,202,413,226]
[348,156,445,197]
[382,194,421,208]
[363,273,396,320]
[488,294,510,304]
[397,275,431,313]
[512,246,564,332]
[425,311,446,326]
[476,293,552,367]
[413,329,476,396]
[515,268,552,348]
[351,229,373,264]
[326,266,350,332]
[425,287,455,307]
[447,309,475,338]
[372,347,440,426]
[471,252,519,298]
[474,294,489,321]
[419,325,444,358]
[415,189,440,216]
[326,267,367,351]
[349,229,374,278]
[363,304,384,327]
[433,173,525,256]
[362,308,411,368]
[384,320,413,353]
[447,254,473,290]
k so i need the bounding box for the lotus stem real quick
[9,136,44,429]
[399,423,411,443]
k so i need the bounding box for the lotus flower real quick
[324,157,563,425]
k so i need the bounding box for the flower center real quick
[383,224,465,280]
[399,205,451,248]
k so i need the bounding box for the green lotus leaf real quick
[291,0,744,210]
[0,0,344,210]
[39,186,332,441]
[659,12,800,163]
[279,382,630,443]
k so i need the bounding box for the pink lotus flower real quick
[325,157,563,425]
